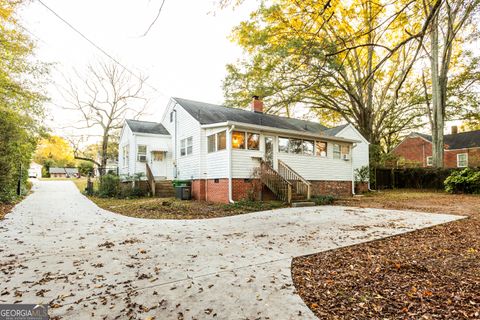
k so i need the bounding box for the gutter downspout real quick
[351,143,357,195]
[172,103,178,179]
[227,125,235,203]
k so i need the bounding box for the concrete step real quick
[291,201,316,207]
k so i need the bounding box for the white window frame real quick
[333,144,341,159]
[426,156,433,166]
[457,153,468,168]
[180,137,193,157]
[137,145,147,162]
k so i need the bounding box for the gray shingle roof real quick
[126,119,170,135]
[49,167,78,174]
[173,97,330,135]
[414,130,480,150]
[322,124,348,136]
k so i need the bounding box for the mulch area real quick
[291,190,480,319]
[91,197,286,219]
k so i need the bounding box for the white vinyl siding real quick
[334,124,370,176]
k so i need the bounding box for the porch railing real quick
[145,163,155,196]
[259,160,292,203]
[277,159,311,200]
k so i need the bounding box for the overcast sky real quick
[20,0,257,140]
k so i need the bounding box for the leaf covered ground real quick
[90,197,286,219]
[292,190,480,320]
[0,203,15,220]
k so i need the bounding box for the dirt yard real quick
[90,197,286,219]
[292,190,480,320]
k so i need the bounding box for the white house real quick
[119,97,369,203]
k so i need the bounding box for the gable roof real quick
[173,97,331,135]
[126,119,170,135]
[412,130,480,150]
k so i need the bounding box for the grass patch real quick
[89,197,287,220]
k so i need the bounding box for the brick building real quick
[392,128,480,168]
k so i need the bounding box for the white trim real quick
[456,153,468,168]
[200,121,359,144]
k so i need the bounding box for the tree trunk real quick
[430,13,444,168]
[100,130,109,176]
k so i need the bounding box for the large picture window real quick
[137,145,147,162]
[303,140,314,155]
[316,141,327,157]
[180,137,193,156]
[289,138,303,154]
[207,135,216,153]
[247,133,260,150]
[278,137,289,153]
[207,131,227,153]
[232,131,246,149]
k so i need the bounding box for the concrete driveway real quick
[0,181,461,319]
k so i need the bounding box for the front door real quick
[264,136,274,167]
[151,151,167,179]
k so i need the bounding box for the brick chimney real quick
[451,125,458,134]
[251,95,263,113]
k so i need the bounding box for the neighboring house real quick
[49,167,79,178]
[28,162,42,178]
[392,127,480,168]
[119,97,370,203]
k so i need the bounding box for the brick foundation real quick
[192,178,354,203]
[355,182,369,194]
[309,180,352,196]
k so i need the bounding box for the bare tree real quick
[62,61,148,174]
[422,0,480,167]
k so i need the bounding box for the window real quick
[247,133,260,150]
[180,137,193,156]
[232,131,245,149]
[289,138,303,154]
[137,145,147,162]
[123,145,129,167]
[152,151,164,161]
[187,137,193,155]
[316,141,327,157]
[208,131,227,153]
[426,156,433,166]
[279,137,289,153]
[217,131,226,150]
[341,145,350,159]
[303,140,314,155]
[170,111,174,123]
[457,153,468,167]
[207,134,216,153]
[333,144,341,159]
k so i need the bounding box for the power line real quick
[36,0,166,96]
[141,0,166,37]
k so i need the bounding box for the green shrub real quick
[97,174,121,198]
[444,168,480,194]
[311,195,335,205]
